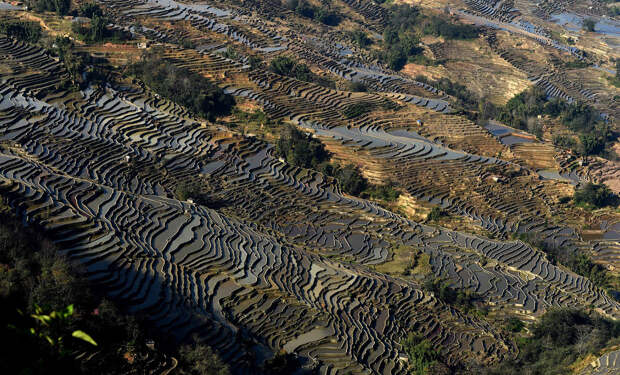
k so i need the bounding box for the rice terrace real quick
[0,0,619,374]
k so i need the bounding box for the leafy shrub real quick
[427,207,446,222]
[401,333,440,375]
[583,18,596,32]
[269,56,317,83]
[0,20,42,43]
[131,51,234,121]
[350,29,372,48]
[574,183,619,208]
[29,0,71,15]
[276,125,329,169]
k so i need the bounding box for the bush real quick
[573,183,619,208]
[583,18,596,32]
[131,51,234,121]
[401,333,440,375]
[294,1,341,26]
[484,308,620,375]
[0,202,230,375]
[0,20,42,43]
[262,352,300,375]
[350,30,371,48]
[427,207,446,222]
[276,125,329,169]
[29,0,70,15]
[269,56,316,83]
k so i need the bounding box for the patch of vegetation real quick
[350,29,372,48]
[484,308,620,375]
[0,19,42,43]
[495,87,615,156]
[276,125,329,169]
[574,182,619,209]
[423,277,483,315]
[343,102,373,118]
[506,317,524,333]
[131,49,234,121]
[285,0,342,26]
[362,181,400,202]
[401,333,441,375]
[71,4,131,43]
[375,4,479,71]
[583,18,596,32]
[261,351,301,374]
[269,56,333,87]
[427,206,447,222]
[320,163,369,196]
[0,202,230,374]
[28,0,70,15]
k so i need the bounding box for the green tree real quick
[401,333,440,375]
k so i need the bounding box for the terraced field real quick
[0,0,618,372]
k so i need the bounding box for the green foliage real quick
[269,56,317,83]
[401,333,440,375]
[574,183,619,208]
[347,81,368,92]
[293,1,341,26]
[362,182,400,202]
[276,125,329,169]
[71,5,131,43]
[422,16,479,39]
[583,18,596,32]
[262,352,301,374]
[0,20,42,43]
[29,0,71,15]
[335,164,367,195]
[350,29,372,48]
[78,2,103,17]
[506,317,524,333]
[13,304,97,351]
[497,87,613,155]
[427,207,446,222]
[176,335,230,375]
[376,4,478,70]
[485,309,620,375]
[344,102,373,118]
[0,199,230,375]
[423,277,482,315]
[131,50,234,121]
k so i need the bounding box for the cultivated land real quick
[0,0,619,374]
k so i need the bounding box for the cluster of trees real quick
[491,87,615,155]
[284,0,342,26]
[276,125,330,169]
[583,18,596,32]
[427,206,447,222]
[131,50,234,121]
[416,75,477,110]
[71,3,130,43]
[276,126,399,198]
[574,182,619,208]
[401,333,442,375]
[270,56,315,82]
[28,0,71,15]
[376,5,479,70]
[52,36,92,88]
[484,308,620,375]
[423,277,483,316]
[0,19,42,43]
[0,201,230,375]
[518,231,618,295]
[350,29,372,48]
